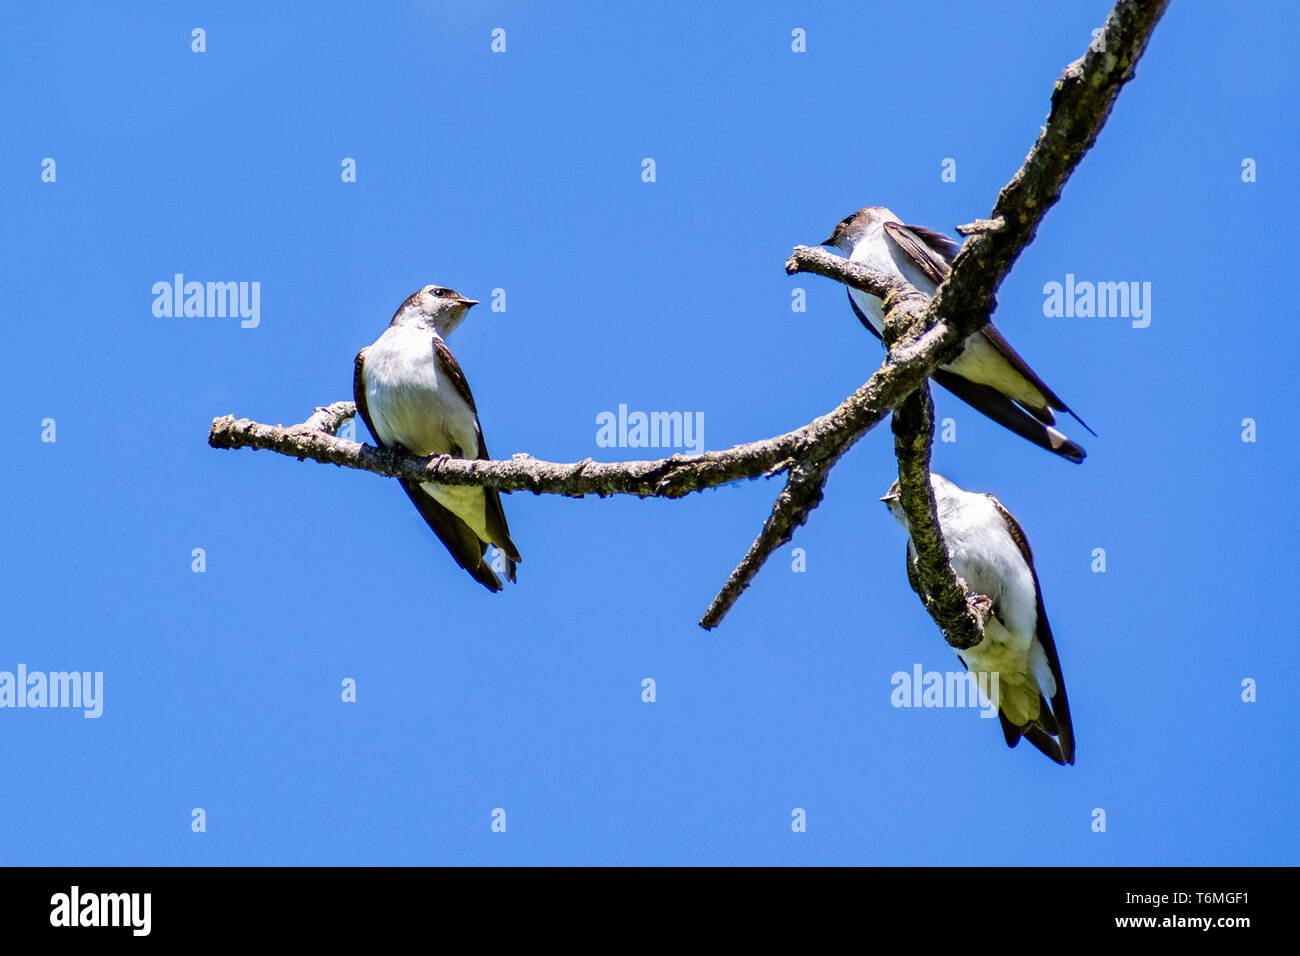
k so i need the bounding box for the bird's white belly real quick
[365,327,479,458]
[945,516,1038,638]
[941,500,1054,718]
[364,326,489,538]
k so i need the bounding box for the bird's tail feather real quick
[932,369,1087,464]
[997,697,1073,766]
[1065,406,1098,438]
[400,478,505,593]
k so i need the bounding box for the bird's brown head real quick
[821,206,897,251]
[390,284,479,336]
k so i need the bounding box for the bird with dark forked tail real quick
[354,285,520,592]
[882,473,1075,765]
[823,206,1093,463]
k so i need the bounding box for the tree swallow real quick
[823,206,1092,463]
[881,473,1075,765]
[353,285,521,592]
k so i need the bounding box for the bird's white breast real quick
[363,325,480,459]
[931,487,1054,704]
[937,491,1038,640]
[847,223,939,339]
[363,325,493,538]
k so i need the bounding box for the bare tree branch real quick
[780,0,1167,642]
[207,0,1168,635]
[699,459,831,630]
[779,246,914,301]
[890,387,991,650]
[207,280,943,504]
[926,0,1169,335]
[301,402,356,436]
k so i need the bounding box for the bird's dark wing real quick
[887,222,1093,436]
[883,220,952,286]
[397,478,504,592]
[850,283,1084,462]
[472,428,520,575]
[973,323,1095,435]
[903,223,961,262]
[433,337,479,414]
[432,338,521,573]
[989,495,1075,765]
[931,369,1086,464]
[353,348,379,443]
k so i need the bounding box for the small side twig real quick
[699,460,831,630]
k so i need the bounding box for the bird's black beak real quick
[459,298,479,308]
[819,234,837,247]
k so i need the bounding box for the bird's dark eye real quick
[431,288,446,297]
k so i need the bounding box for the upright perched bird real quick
[882,473,1075,765]
[353,285,521,592]
[823,206,1092,463]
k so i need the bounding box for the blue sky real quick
[1,0,1295,865]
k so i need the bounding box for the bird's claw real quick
[968,593,993,628]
